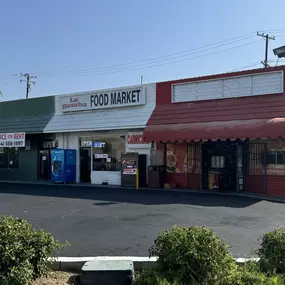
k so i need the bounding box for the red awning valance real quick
[143,118,285,142]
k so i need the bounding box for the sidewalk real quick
[0,179,284,203]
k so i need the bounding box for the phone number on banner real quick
[0,141,24,147]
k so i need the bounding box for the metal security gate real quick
[186,143,201,189]
[247,142,267,193]
[236,142,244,192]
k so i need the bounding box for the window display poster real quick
[122,158,137,175]
[166,144,187,173]
[166,143,201,174]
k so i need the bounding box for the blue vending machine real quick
[51,149,76,183]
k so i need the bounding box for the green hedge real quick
[134,269,173,285]
[135,226,285,285]
[151,226,237,285]
[258,228,285,274]
[232,261,284,285]
[0,216,68,285]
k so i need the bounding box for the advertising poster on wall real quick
[0,132,25,148]
[166,144,187,173]
[166,143,201,174]
[122,158,137,175]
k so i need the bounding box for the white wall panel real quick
[196,80,222,100]
[252,72,283,95]
[172,71,283,103]
[223,76,251,98]
[91,171,121,185]
[173,82,198,102]
[56,133,64,148]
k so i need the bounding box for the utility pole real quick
[20,73,37,99]
[257,32,275,68]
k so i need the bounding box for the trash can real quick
[148,165,166,188]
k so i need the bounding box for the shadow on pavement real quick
[0,182,270,208]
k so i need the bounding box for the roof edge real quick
[157,65,285,85]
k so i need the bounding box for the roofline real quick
[157,65,285,85]
[0,94,55,103]
[54,83,155,98]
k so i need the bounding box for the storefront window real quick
[211,156,225,168]
[92,139,125,171]
[267,151,285,165]
[0,148,19,169]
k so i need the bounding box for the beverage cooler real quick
[51,149,77,183]
[121,153,147,188]
[208,155,231,191]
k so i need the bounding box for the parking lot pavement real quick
[0,182,284,257]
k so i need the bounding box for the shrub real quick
[258,228,285,274]
[232,261,284,285]
[134,269,173,285]
[152,225,237,285]
[0,215,68,285]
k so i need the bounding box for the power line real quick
[258,29,285,33]
[230,61,263,72]
[37,30,285,77]
[39,40,260,78]
[257,32,275,67]
[231,58,285,72]
[38,32,257,76]
[20,73,37,99]
[0,74,21,87]
[1,30,284,84]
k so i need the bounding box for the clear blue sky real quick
[0,0,285,101]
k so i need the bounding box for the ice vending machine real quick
[51,149,76,183]
[121,153,147,188]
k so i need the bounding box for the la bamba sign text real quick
[61,87,145,113]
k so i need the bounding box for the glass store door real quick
[39,149,51,180]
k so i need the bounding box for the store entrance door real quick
[39,150,51,180]
[201,141,237,192]
[80,148,91,183]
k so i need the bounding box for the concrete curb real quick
[49,256,260,272]
[1,180,285,203]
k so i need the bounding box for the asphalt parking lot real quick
[0,183,284,258]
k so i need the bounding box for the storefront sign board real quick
[43,140,58,149]
[61,87,146,113]
[126,132,151,149]
[80,140,92,147]
[94,154,108,159]
[127,132,150,145]
[0,132,25,148]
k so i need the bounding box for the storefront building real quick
[0,96,55,181]
[43,84,156,185]
[144,66,285,196]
